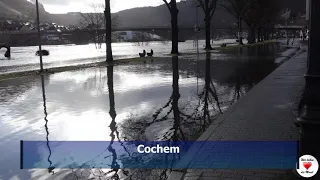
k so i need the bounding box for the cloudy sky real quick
[35,0,182,14]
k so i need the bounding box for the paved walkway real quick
[168,47,307,180]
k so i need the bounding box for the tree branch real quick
[163,0,172,12]
[210,0,217,18]
[217,2,237,18]
[152,94,173,121]
[196,0,206,12]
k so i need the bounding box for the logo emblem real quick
[296,155,318,178]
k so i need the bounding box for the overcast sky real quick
[35,0,182,14]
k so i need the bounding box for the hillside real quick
[0,0,52,22]
[0,0,306,27]
[51,0,306,28]
[52,0,236,28]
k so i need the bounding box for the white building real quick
[115,31,133,41]
[114,31,162,41]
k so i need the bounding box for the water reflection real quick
[197,52,223,131]
[0,44,288,180]
[40,75,55,174]
[171,56,183,141]
[119,56,192,179]
[106,65,120,179]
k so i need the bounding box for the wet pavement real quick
[167,43,304,180]
[0,44,289,180]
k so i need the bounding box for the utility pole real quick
[36,0,44,72]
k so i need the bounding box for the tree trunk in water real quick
[202,52,211,130]
[264,28,268,40]
[204,1,212,50]
[248,26,255,44]
[171,1,179,54]
[205,15,212,49]
[107,66,116,120]
[253,28,256,43]
[105,0,113,62]
[238,17,243,45]
[172,55,180,140]
[264,29,268,40]
[257,28,261,42]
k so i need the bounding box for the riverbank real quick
[0,40,278,81]
[167,44,305,180]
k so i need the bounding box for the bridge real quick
[0,26,232,46]
[0,24,304,46]
[1,26,231,35]
[274,25,304,30]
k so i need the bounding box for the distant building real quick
[113,31,162,42]
[116,31,133,41]
[19,25,33,33]
[18,22,35,33]
[0,20,23,32]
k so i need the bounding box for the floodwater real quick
[0,40,239,74]
[0,44,288,180]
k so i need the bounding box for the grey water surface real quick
[0,44,287,180]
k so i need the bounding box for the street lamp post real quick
[36,0,44,72]
[296,0,320,177]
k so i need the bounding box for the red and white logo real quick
[296,155,318,178]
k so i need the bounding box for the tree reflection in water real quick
[47,49,259,179]
[120,55,226,179]
[47,66,132,180]
[197,52,223,131]
[75,66,130,180]
[105,65,121,179]
[105,65,130,179]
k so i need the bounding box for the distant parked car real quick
[36,50,50,56]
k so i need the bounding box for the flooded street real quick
[0,40,239,74]
[0,44,288,180]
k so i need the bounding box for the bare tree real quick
[218,0,259,45]
[243,0,280,43]
[80,4,105,49]
[195,0,218,50]
[79,3,119,51]
[163,0,179,54]
[255,0,279,41]
[226,25,240,39]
